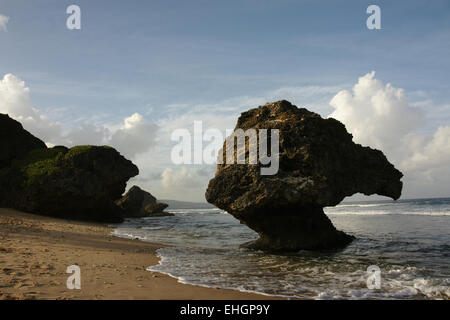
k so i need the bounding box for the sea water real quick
[112,198,450,299]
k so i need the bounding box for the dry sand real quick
[0,208,278,300]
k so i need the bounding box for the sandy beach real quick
[0,208,277,300]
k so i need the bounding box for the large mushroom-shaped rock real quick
[115,185,172,217]
[205,100,403,252]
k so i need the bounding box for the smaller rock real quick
[144,202,173,217]
[115,186,156,217]
[115,186,172,217]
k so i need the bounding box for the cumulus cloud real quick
[161,167,208,189]
[402,126,450,171]
[329,71,423,155]
[153,75,450,200]
[0,73,156,159]
[159,167,211,200]
[0,14,9,32]
[0,74,62,143]
[328,72,450,198]
[64,123,110,146]
[110,113,157,158]
[2,71,449,200]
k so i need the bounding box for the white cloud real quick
[170,85,340,117]
[161,167,210,199]
[2,71,449,201]
[328,72,450,198]
[150,77,450,201]
[0,14,9,32]
[150,86,334,201]
[64,123,109,146]
[329,71,423,155]
[0,73,156,159]
[0,74,62,143]
[162,167,198,189]
[402,126,450,171]
[155,84,342,154]
[110,113,157,158]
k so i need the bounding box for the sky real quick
[0,0,449,202]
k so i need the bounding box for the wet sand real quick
[0,208,278,300]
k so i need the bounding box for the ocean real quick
[112,198,450,299]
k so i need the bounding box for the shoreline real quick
[0,208,280,300]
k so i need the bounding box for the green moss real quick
[4,145,115,188]
[23,161,61,186]
[65,145,94,158]
[11,147,67,187]
[11,147,64,169]
[64,145,113,160]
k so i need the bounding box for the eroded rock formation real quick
[205,100,403,251]
[144,202,170,216]
[115,185,171,217]
[0,114,138,222]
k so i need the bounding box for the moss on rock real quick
[0,114,139,223]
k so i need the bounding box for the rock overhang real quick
[206,100,403,251]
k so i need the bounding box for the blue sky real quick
[1,0,449,201]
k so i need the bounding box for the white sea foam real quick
[336,203,389,208]
[325,209,450,216]
[112,198,450,300]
